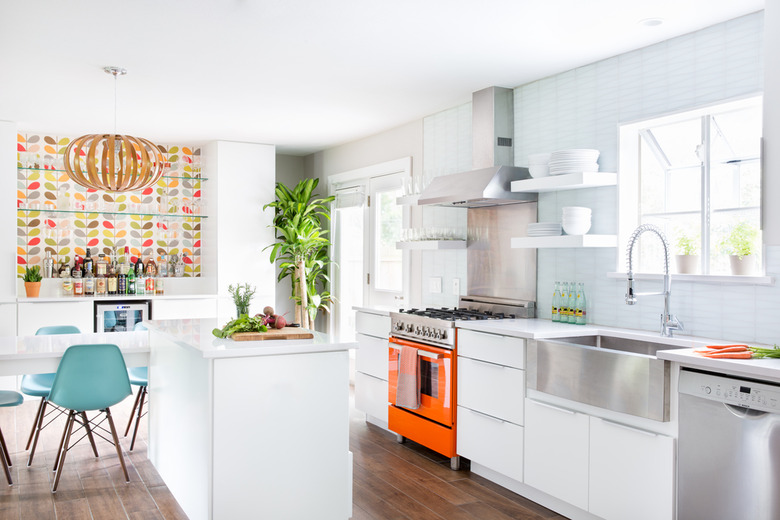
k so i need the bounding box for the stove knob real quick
[415,326,421,335]
[434,330,441,339]
[441,330,447,340]
[422,327,429,337]
[405,324,413,333]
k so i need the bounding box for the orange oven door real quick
[388,336,453,427]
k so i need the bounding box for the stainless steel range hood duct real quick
[417,86,537,208]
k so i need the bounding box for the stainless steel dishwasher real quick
[678,368,780,519]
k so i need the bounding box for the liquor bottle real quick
[84,249,93,277]
[145,274,155,294]
[135,256,144,278]
[43,251,54,278]
[73,270,83,297]
[155,276,164,295]
[146,257,157,277]
[95,268,106,296]
[159,253,168,277]
[126,268,136,294]
[122,246,131,275]
[117,265,127,294]
[576,282,587,325]
[176,252,187,277]
[59,261,70,278]
[551,281,561,323]
[169,254,178,277]
[107,263,118,295]
[136,270,145,295]
[61,271,73,296]
[84,265,95,296]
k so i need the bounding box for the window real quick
[619,97,762,275]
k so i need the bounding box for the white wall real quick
[207,141,276,324]
[0,121,18,299]
[763,0,780,244]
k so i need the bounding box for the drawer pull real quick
[467,408,506,424]
[600,418,658,437]
[529,399,577,415]
[467,358,507,369]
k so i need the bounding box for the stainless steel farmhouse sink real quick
[527,334,687,422]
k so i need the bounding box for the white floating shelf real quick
[396,240,467,250]
[396,194,420,205]
[511,172,617,193]
[511,235,617,248]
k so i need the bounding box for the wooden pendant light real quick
[63,66,165,193]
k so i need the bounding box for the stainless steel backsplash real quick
[467,203,537,302]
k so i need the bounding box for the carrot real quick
[705,344,749,350]
[695,346,750,354]
[698,351,753,359]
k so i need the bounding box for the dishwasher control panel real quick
[679,369,780,413]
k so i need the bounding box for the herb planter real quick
[675,254,699,274]
[729,254,756,276]
[24,281,41,298]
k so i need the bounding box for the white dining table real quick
[0,331,150,376]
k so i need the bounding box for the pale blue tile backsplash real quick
[419,11,774,344]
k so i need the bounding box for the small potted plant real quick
[675,232,699,274]
[720,221,759,275]
[229,283,256,318]
[23,265,42,297]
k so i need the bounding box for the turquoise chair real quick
[0,390,24,485]
[125,321,149,451]
[23,325,83,466]
[48,344,132,493]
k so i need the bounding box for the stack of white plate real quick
[528,222,562,237]
[528,153,551,178]
[562,207,591,235]
[548,149,600,176]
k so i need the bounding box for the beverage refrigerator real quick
[94,300,152,332]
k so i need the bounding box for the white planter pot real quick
[675,255,699,274]
[729,254,756,276]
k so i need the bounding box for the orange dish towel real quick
[395,346,420,410]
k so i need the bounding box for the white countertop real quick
[0,330,149,360]
[352,305,392,316]
[17,293,218,303]
[657,348,780,383]
[145,318,357,359]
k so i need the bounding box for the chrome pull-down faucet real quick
[625,224,683,337]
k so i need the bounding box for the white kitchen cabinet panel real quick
[152,298,217,320]
[458,406,523,482]
[458,357,524,425]
[355,333,388,380]
[524,399,589,511]
[354,372,388,423]
[457,329,525,369]
[17,300,93,336]
[589,416,674,520]
[0,303,16,390]
[355,312,390,339]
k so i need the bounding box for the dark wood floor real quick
[0,388,567,520]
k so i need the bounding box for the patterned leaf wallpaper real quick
[16,133,204,278]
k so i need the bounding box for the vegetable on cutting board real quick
[694,344,780,359]
[212,314,268,338]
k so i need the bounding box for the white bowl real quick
[529,165,549,178]
[562,206,592,214]
[562,220,592,235]
[528,153,551,165]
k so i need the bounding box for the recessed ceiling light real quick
[639,18,665,27]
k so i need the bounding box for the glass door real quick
[367,173,404,308]
[332,185,367,342]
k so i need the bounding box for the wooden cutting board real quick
[231,327,314,341]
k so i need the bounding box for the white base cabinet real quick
[524,397,675,520]
[17,300,93,336]
[589,417,674,520]
[457,329,526,482]
[354,311,391,425]
[524,399,590,511]
[354,372,388,423]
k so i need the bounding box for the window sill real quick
[606,272,774,286]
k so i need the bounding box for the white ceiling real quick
[0,0,765,155]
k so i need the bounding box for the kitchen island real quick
[145,318,357,520]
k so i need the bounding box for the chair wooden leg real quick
[129,387,147,451]
[80,412,99,458]
[0,427,12,485]
[27,399,49,466]
[52,410,71,472]
[52,411,76,493]
[105,408,129,482]
[124,387,143,437]
[25,398,45,450]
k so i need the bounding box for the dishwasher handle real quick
[724,403,769,419]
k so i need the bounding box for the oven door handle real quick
[389,345,443,360]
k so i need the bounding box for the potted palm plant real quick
[23,265,42,297]
[263,179,335,329]
[720,221,759,275]
[674,232,699,274]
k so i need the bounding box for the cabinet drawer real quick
[457,406,523,482]
[457,329,524,369]
[355,333,388,380]
[355,372,388,422]
[458,357,524,424]
[355,312,391,339]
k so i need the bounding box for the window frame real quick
[617,95,765,280]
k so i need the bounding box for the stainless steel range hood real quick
[417,86,537,208]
